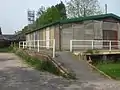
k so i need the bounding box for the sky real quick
[0,0,120,34]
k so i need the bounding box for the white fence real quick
[70,40,120,52]
[19,39,55,58]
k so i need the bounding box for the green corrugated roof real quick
[26,13,120,34]
[60,13,120,24]
[26,21,59,34]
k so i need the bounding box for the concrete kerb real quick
[85,54,113,80]
[87,62,113,80]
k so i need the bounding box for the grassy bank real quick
[12,47,76,79]
[0,47,12,52]
[97,63,120,80]
[14,48,61,76]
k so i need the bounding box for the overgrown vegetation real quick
[85,49,100,54]
[0,47,13,52]
[12,46,76,79]
[13,48,61,75]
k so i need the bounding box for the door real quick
[103,30,118,49]
[61,28,73,50]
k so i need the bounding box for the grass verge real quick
[0,47,13,52]
[97,63,120,80]
[14,48,61,76]
[12,47,76,79]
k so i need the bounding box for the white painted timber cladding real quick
[85,22,94,35]
[94,21,103,39]
[61,28,73,50]
[118,23,120,49]
[46,28,50,49]
[103,22,118,31]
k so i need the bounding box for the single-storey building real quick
[26,13,120,51]
[0,28,25,48]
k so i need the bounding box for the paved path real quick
[55,52,106,81]
[0,53,120,90]
[55,52,120,89]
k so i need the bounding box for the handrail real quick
[19,39,55,58]
[70,40,120,52]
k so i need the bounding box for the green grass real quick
[97,63,120,80]
[0,47,12,52]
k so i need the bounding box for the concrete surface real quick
[55,52,107,81]
[0,53,120,90]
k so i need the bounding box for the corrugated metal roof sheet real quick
[26,13,120,34]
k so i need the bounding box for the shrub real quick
[86,49,100,54]
[94,49,100,54]
[86,49,94,54]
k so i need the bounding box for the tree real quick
[36,6,61,28]
[55,1,67,19]
[0,27,2,35]
[47,6,61,22]
[66,0,102,18]
[36,2,67,28]
[20,2,67,33]
[37,6,46,18]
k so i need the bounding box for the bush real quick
[86,49,94,54]
[86,49,100,54]
[94,49,100,54]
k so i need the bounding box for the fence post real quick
[92,40,94,49]
[26,41,29,48]
[109,41,112,51]
[28,41,30,50]
[53,39,55,58]
[70,40,73,52]
[25,41,27,48]
[34,40,35,48]
[23,41,25,49]
[19,42,21,49]
[118,41,120,49]
[37,40,40,52]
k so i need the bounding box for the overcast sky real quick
[0,0,120,34]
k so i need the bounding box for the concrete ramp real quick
[55,52,107,81]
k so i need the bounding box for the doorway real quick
[103,30,118,49]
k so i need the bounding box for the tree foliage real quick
[36,1,67,28]
[66,0,102,18]
[37,6,46,18]
[0,27,2,35]
[55,1,67,20]
[35,6,60,28]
